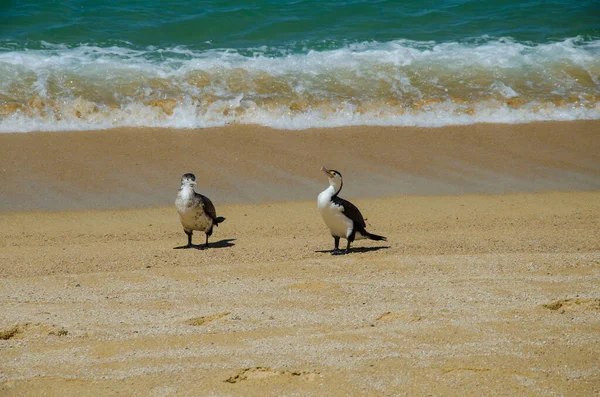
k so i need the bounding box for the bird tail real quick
[214,216,226,226]
[364,231,387,241]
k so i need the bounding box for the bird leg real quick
[202,227,215,249]
[331,240,352,255]
[330,236,341,254]
[343,238,352,254]
[333,235,352,255]
[185,231,193,248]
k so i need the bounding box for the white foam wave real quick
[1,97,598,133]
[0,37,599,132]
[1,37,598,79]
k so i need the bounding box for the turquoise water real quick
[1,0,599,131]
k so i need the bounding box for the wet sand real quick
[1,121,599,211]
[1,121,599,395]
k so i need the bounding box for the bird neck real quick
[330,180,342,197]
[326,179,342,197]
[179,184,195,198]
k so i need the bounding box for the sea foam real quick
[0,37,598,132]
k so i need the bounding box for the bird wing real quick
[197,193,218,220]
[332,196,366,228]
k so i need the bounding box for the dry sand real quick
[1,121,599,396]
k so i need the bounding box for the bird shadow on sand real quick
[314,246,390,254]
[173,238,236,250]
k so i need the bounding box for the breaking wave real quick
[0,37,598,132]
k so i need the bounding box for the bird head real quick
[180,173,197,187]
[321,166,343,191]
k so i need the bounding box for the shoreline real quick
[1,120,599,212]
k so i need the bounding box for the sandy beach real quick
[1,121,599,396]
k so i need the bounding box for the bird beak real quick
[321,166,332,176]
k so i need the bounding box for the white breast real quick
[176,187,212,233]
[318,188,353,239]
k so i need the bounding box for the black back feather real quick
[197,192,218,221]
[331,195,366,228]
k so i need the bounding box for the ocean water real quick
[0,0,599,132]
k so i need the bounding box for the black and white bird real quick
[175,173,225,249]
[318,167,386,254]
